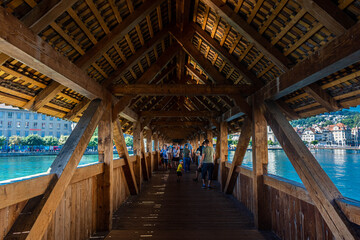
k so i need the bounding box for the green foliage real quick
[249,139,252,147]
[88,136,98,147]
[0,136,6,146]
[268,140,275,146]
[125,136,133,147]
[9,136,23,146]
[322,120,333,126]
[58,135,69,145]
[43,136,59,146]
[23,135,44,146]
[311,140,319,145]
[303,140,308,145]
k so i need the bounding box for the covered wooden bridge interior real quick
[1,0,360,239]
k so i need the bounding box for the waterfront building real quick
[301,128,322,143]
[0,104,72,139]
[267,126,278,144]
[351,127,360,146]
[326,123,351,146]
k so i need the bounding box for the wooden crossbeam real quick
[303,83,340,112]
[0,7,104,99]
[22,81,66,111]
[112,44,180,118]
[185,63,210,84]
[113,119,139,195]
[151,120,207,127]
[201,0,292,72]
[224,117,251,194]
[263,100,359,239]
[113,84,249,96]
[295,0,355,36]
[4,99,104,240]
[140,110,217,118]
[75,0,164,70]
[260,21,360,100]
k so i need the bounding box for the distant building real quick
[351,127,360,146]
[0,104,72,139]
[326,123,351,146]
[267,126,278,144]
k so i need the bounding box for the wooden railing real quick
[0,152,159,240]
[224,162,360,239]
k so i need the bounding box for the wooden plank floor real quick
[105,167,278,240]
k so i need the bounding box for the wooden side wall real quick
[228,164,358,240]
[0,153,156,240]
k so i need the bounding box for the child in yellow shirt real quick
[176,160,183,182]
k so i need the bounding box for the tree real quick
[0,136,6,147]
[125,136,133,147]
[23,135,44,151]
[59,135,69,145]
[9,136,23,149]
[311,140,319,145]
[43,136,59,146]
[88,136,98,150]
[268,139,275,146]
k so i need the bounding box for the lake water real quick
[228,149,360,201]
[0,149,359,201]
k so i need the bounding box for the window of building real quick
[57,118,61,121]
[25,131,29,137]
[0,130,3,136]
[64,123,68,130]
[8,121,12,128]
[57,132,61,138]
[16,131,20,136]
[41,132,45,137]
[50,117,54,121]
[33,131,38,135]
[49,123,53,129]
[16,121,20,128]
[33,122,38,128]
[16,113,21,119]
[0,112,3,118]
[42,115,46,120]
[25,122,29,128]
[57,123,60,129]
[7,130,11,137]
[8,112,13,118]
[49,131,53,136]
[25,113,30,120]
[0,121,2,128]
[42,123,46,129]
[33,114,38,120]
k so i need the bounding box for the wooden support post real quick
[219,122,228,191]
[132,121,142,189]
[141,131,149,181]
[113,119,138,195]
[97,101,113,231]
[224,117,252,194]
[5,99,104,240]
[252,97,271,230]
[263,101,359,239]
[146,129,153,176]
[213,133,221,180]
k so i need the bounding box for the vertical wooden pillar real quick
[194,135,199,151]
[97,102,113,231]
[252,97,270,230]
[199,133,204,146]
[219,122,228,191]
[207,130,213,147]
[132,121,142,190]
[213,133,221,180]
[146,129,153,177]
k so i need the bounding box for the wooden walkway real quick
[105,167,278,240]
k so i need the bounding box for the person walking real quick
[193,141,205,182]
[160,145,169,170]
[182,143,191,172]
[177,160,184,182]
[199,139,215,189]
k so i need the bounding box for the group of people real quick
[160,139,215,189]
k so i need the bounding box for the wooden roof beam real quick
[75,0,164,70]
[0,7,104,100]
[201,0,292,72]
[140,110,218,118]
[185,63,210,84]
[303,83,340,112]
[259,21,360,100]
[151,120,207,127]
[295,0,355,36]
[113,84,249,96]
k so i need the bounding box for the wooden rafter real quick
[140,110,218,118]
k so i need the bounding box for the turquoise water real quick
[228,149,360,201]
[1,149,360,201]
